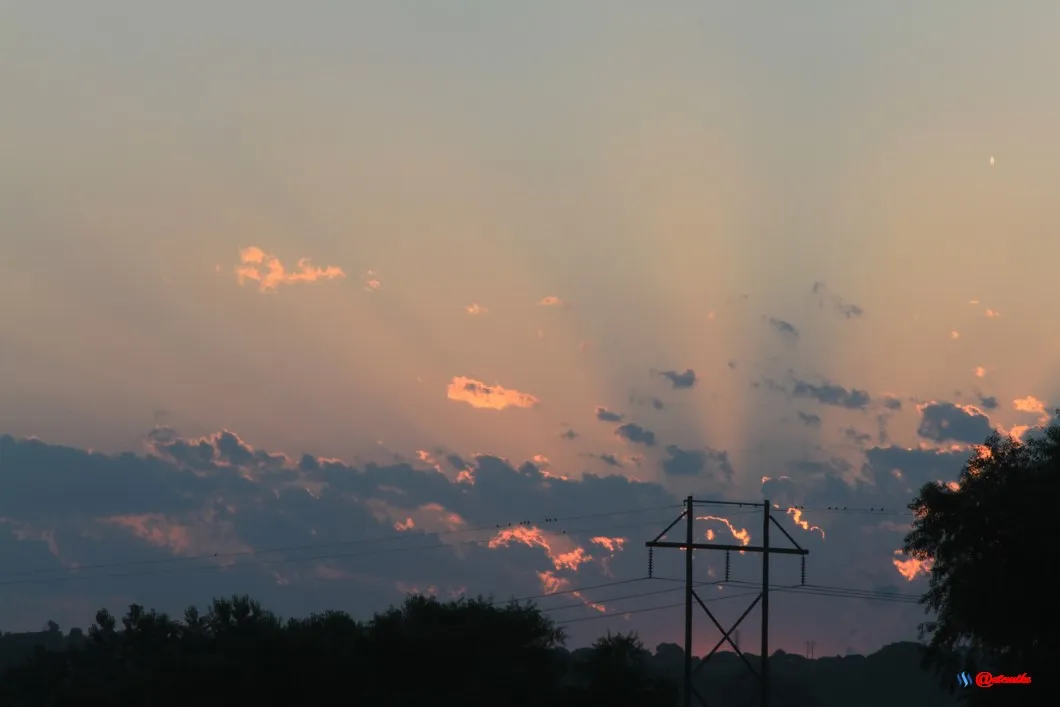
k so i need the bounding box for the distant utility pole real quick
[804,640,816,659]
[645,497,810,707]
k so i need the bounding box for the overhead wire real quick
[0,504,682,586]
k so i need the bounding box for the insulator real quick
[800,555,806,585]
[648,547,654,578]
[724,550,731,581]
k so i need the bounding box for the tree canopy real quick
[903,414,1060,704]
[0,593,677,707]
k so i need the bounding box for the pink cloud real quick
[446,376,540,410]
[234,246,345,292]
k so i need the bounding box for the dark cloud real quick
[614,423,656,447]
[881,397,902,410]
[768,317,800,345]
[978,395,999,410]
[786,458,852,478]
[654,369,697,390]
[560,429,578,440]
[861,446,968,495]
[843,427,873,445]
[661,445,733,479]
[876,414,890,445]
[595,406,624,422]
[797,412,822,428]
[727,360,737,370]
[792,379,871,409]
[751,378,786,393]
[587,453,623,468]
[0,427,951,656]
[915,402,994,445]
[628,394,665,411]
[811,281,864,319]
[0,429,682,642]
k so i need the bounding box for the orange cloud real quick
[590,536,626,553]
[892,550,932,581]
[537,570,570,594]
[102,512,250,562]
[1008,425,1031,439]
[538,296,564,306]
[697,516,751,546]
[571,591,607,613]
[234,246,345,292]
[950,330,960,339]
[786,508,825,539]
[366,500,466,535]
[465,303,488,315]
[984,309,1000,318]
[1013,396,1046,415]
[488,526,592,571]
[974,366,986,378]
[446,376,540,410]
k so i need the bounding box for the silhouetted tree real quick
[903,415,1060,705]
[568,631,677,707]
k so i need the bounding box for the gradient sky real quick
[2,1,1059,656]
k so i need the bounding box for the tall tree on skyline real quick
[903,414,1060,704]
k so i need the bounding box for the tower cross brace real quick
[645,496,809,707]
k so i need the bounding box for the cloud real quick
[915,402,994,445]
[0,426,961,653]
[559,429,578,440]
[662,445,734,479]
[978,395,998,410]
[465,303,488,315]
[654,369,697,390]
[811,282,864,318]
[0,428,687,635]
[881,397,902,410]
[613,423,656,447]
[234,247,345,292]
[791,378,871,409]
[587,453,623,468]
[974,366,987,378]
[537,296,565,307]
[984,309,1000,318]
[796,412,822,428]
[1013,396,1046,415]
[446,377,540,410]
[629,394,665,411]
[768,317,800,345]
[842,428,873,446]
[594,407,624,423]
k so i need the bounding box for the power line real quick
[554,589,764,626]
[502,577,651,605]
[536,580,725,614]
[721,579,921,603]
[0,505,681,586]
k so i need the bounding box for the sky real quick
[2,1,1060,657]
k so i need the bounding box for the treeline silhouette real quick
[0,595,956,707]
